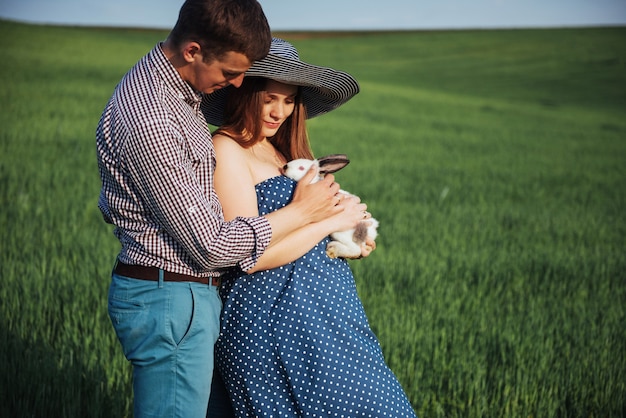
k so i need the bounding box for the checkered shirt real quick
[96,43,271,276]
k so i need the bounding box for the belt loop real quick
[158,268,164,288]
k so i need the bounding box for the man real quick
[96,0,355,416]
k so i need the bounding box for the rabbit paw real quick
[326,241,361,259]
[326,242,341,259]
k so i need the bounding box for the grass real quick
[1,19,625,417]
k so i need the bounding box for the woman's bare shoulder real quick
[212,133,244,155]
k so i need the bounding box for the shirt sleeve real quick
[122,118,271,271]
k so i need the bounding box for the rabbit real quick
[282,154,379,259]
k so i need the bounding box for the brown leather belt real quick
[114,261,220,287]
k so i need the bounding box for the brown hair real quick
[168,0,271,63]
[214,77,314,161]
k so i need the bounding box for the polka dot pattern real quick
[217,176,417,417]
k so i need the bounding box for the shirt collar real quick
[149,43,202,107]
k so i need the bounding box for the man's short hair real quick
[169,0,271,63]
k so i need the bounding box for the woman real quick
[203,38,417,417]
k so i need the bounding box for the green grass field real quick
[1,19,625,417]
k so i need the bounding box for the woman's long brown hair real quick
[213,77,314,161]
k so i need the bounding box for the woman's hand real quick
[360,237,377,258]
[290,166,342,224]
[333,198,377,259]
[332,194,367,231]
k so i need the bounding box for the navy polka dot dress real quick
[216,176,417,417]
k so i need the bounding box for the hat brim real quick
[202,53,359,126]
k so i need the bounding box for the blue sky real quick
[1,0,625,31]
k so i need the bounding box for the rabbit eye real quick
[299,165,306,171]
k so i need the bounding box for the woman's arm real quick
[213,135,369,272]
[214,135,343,231]
[248,220,331,273]
[213,136,260,220]
[247,212,361,273]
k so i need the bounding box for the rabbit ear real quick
[317,154,350,175]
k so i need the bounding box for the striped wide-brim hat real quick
[202,38,360,126]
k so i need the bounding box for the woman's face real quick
[260,80,298,138]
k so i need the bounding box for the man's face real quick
[190,51,251,94]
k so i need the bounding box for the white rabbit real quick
[282,154,379,259]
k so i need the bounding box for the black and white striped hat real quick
[202,38,360,125]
